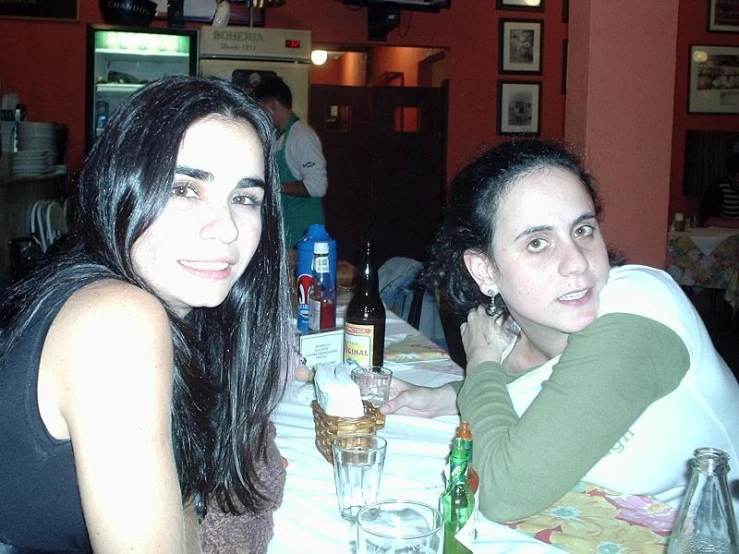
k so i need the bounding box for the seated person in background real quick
[252,77,328,249]
[699,152,739,228]
[381,139,739,522]
[0,75,291,552]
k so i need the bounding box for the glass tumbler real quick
[357,499,443,554]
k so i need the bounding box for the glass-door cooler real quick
[85,24,198,152]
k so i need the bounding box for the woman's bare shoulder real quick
[39,280,176,439]
[44,279,174,396]
[59,279,169,326]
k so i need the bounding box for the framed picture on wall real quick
[499,19,543,74]
[498,81,541,135]
[154,0,265,25]
[496,0,544,12]
[708,0,739,32]
[688,45,739,113]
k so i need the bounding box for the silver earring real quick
[485,289,496,316]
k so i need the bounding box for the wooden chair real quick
[406,283,425,330]
[407,282,467,368]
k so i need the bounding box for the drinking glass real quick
[351,366,393,406]
[332,434,387,521]
[356,499,443,554]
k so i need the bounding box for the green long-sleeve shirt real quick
[457,312,689,522]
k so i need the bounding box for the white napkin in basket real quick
[313,363,365,418]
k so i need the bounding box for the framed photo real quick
[154,0,265,25]
[496,0,544,12]
[708,0,739,32]
[499,19,543,74]
[0,0,77,21]
[688,45,739,114]
[498,81,541,135]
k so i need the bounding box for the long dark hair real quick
[0,75,291,514]
[425,138,619,321]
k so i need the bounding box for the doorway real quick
[308,45,449,266]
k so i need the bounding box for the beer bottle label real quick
[343,322,374,366]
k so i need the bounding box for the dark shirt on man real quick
[699,176,739,225]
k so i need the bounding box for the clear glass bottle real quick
[440,437,474,554]
[668,447,739,554]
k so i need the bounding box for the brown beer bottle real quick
[344,241,386,367]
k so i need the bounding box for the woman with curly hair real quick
[381,139,739,523]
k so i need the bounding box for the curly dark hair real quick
[424,138,617,322]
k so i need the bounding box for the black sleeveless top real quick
[0,282,92,552]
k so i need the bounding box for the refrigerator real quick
[198,26,312,119]
[85,24,199,152]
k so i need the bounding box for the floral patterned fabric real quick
[665,233,739,309]
[506,482,676,553]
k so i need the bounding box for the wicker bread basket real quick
[311,399,385,464]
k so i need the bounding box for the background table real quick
[666,227,739,311]
[267,308,677,553]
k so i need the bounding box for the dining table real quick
[267,295,677,553]
[665,226,739,312]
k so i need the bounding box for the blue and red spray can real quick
[295,224,337,332]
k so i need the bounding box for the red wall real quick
[310,54,343,85]
[669,0,739,219]
[0,0,568,178]
[369,45,428,86]
[1,0,723,222]
[565,1,679,268]
[339,51,367,86]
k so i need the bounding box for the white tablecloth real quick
[268,309,562,553]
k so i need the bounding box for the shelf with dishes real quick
[0,172,66,185]
[0,122,65,179]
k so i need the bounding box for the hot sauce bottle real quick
[457,421,479,495]
[441,437,475,554]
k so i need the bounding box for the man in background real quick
[700,152,739,229]
[253,77,328,248]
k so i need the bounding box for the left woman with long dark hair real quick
[0,75,292,552]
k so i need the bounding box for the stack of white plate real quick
[0,122,14,153]
[18,122,57,161]
[0,152,12,178]
[13,149,51,176]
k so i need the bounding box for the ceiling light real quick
[311,49,328,65]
